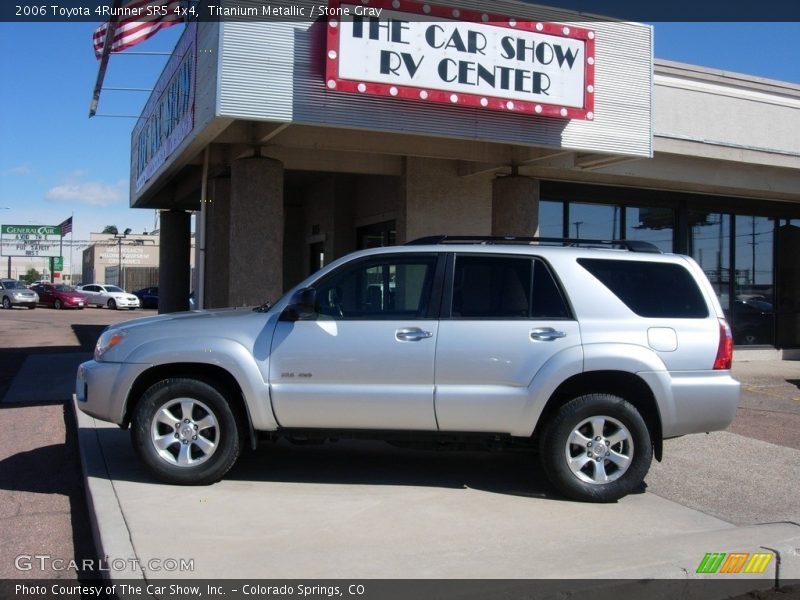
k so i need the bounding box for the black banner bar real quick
[2,579,800,600]
[1,0,799,23]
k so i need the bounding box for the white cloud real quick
[4,164,33,176]
[46,180,127,207]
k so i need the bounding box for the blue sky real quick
[0,21,798,273]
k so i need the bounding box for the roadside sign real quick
[53,256,64,271]
[0,224,62,257]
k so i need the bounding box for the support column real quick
[230,156,284,306]
[404,157,492,241]
[204,176,231,308]
[159,210,191,314]
[492,176,540,237]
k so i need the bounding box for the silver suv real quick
[75,237,739,502]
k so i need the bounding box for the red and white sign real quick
[325,0,595,120]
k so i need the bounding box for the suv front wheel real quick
[540,394,652,503]
[131,378,244,485]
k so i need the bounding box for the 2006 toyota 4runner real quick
[75,236,739,502]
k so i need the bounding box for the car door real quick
[96,285,111,306]
[80,285,97,306]
[36,285,54,306]
[434,254,581,433]
[269,252,443,430]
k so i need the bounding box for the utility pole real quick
[113,228,132,287]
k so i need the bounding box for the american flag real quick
[59,217,72,237]
[93,0,183,59]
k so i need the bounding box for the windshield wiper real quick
[253,301,272,313]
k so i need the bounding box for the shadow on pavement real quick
[84,426,648,502]
[0,346,90,406]
[71,324,108,352]
[0,404,98,579]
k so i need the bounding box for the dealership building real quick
[129,0,800,348]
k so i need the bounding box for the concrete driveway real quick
[77,407,800,584]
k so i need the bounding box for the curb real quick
[71,396,144,582]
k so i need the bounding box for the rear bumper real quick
[639,370,741,438]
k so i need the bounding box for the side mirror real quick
[281,287,317,321]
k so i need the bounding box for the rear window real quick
[578,258,708,318]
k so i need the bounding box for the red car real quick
[31,283,86,310]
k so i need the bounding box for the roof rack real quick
[405,235,662,253]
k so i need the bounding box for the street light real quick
[1,208,10,278]
[113,228,132,287]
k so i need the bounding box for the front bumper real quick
[114,297,140,308]
[75,359,152,424]
[10,296,37,306]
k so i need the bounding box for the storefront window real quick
[689,212,731,309]
[732,216,774,346]
[625,206,674,253]
[568,202,620,240]
[538,200,565,238]
[357,221,396,249]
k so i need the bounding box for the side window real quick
[452,255,531,318]
[315,256,437,320]
[578,258,709,318]
[532,259,571,319]
[451,255,571,320]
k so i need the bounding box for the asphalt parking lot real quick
[1,306,799,588]
[0,306,156,581]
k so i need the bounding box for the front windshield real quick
[3,280,27,289]
[106,286,124,293]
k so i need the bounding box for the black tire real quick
[54,299,62,310]
[108,299,117,310]
[1,297,10,309]
[129,307,136,311]
[27,305,36,310]
[539,394,652,503]
[131,378,245,485]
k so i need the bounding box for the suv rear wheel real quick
[131,378,244,485]
[540,394,652,502]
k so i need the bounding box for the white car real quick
[77,284,140,310]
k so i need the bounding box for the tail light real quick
[713,318,734,370]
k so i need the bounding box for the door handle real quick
[396,328,433,342]
[530,327,566,341]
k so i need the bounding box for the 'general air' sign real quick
[1,224,62,257]
[325,0,595,120]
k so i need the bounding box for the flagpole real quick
[69,212,74,284]
[89,0,123,118]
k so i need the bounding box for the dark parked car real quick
[31,283,86,310]
[133,286,158,309]
[728,299,774,345]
